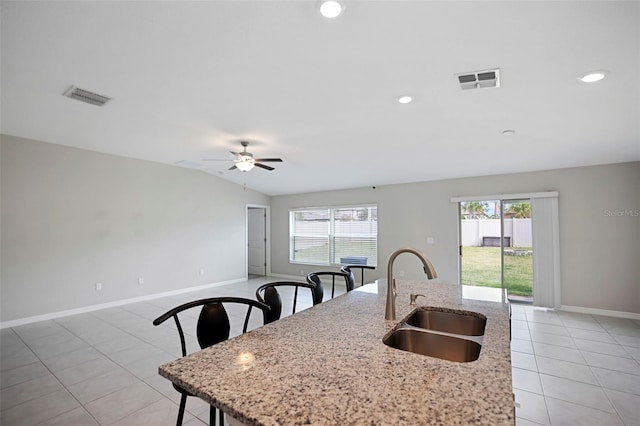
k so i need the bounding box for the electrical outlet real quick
[199,268,205,276]
[138,277,144,285]
[95,282,102,291]
[427,237,435,244]
[300,270,305,276]
[399,270,405,277]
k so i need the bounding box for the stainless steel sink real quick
[405,308,486,336]
[383,328,482,362]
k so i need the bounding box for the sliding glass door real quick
[459,200,503,289]
[502,200,533,301]
[459,199,533,301]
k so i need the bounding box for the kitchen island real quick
[159,280,513,425]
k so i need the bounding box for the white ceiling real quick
[1,1,638,196]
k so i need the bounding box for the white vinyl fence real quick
[461,218,532,247]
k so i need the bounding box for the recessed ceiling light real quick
[397,95,413,104]
[319,1,343,18]
[502,129,516,135]
[579,70,609,83]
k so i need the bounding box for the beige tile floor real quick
[1,277,330,426]
[510,303,640,425]
[1,277,639,425]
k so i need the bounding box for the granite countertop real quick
[159,280,514,425]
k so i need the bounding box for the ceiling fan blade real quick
[230,151,239,156]
[254,158,283,163]
[254,163,275,171]
[228,165,237,171]
[201,159,230,161]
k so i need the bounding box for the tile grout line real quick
[4,325,101,425]
[527,319,552,426]
[65,309,206,422]
[520,307,637,425]
[8,303,186,424]
[590,317,639,425]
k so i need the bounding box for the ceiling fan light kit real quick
[203,141,282,173]
[235,156,255,172]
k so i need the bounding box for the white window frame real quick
[289,205,378,267]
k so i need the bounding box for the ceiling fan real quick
[203,141,283,172]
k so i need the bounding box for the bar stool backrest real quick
[256,281,323,324]
[306,271,352,299]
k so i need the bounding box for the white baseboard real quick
[20,277,635,329]
[0,278,245,329]
[560,305,640,321]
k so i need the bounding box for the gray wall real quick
[271,162,640,314]
[2,134,637,320]
[1,135,270,322]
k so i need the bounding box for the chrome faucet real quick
[386,247,437,320]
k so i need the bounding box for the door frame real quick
[452,191,559,306]
[246,204,271,278]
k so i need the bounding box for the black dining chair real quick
[306,271,352,299]
[340,265,376,288]
[255,281,323,324]
[152,297,270,426]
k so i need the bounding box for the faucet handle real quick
[409,293,426,306]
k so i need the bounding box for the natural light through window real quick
[289,205,378,267]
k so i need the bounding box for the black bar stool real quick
[306,271,352,299]
[256,281,323,324]
[341,265,375,287]
[153,297,269,426]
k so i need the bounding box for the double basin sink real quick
[383,308,487,363]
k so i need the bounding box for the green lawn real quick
[461,246,533,297]
[294,243,531,296]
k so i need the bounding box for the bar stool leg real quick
[209,405,216,426]
[331,276,336,298]
[176,394,187,426]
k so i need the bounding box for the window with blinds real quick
[289,205,378,267]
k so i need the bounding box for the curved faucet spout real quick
[386,247,437,321]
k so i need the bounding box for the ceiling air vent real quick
[456,68,500,90]
[63,86,112,106]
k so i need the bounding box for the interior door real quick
[248,207,266,276]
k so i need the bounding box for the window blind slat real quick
[290,206,377,266]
